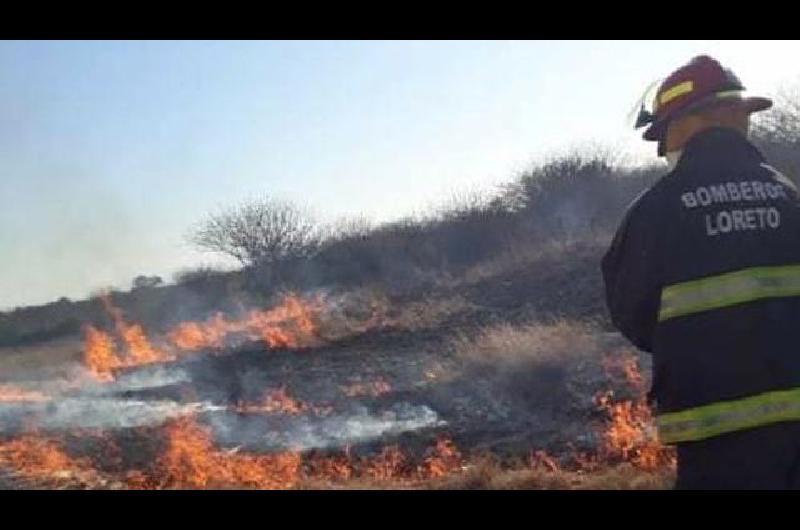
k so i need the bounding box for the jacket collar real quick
[677,127,764,169]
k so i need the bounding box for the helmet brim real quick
[643,95,774,142]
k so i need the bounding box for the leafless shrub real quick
[188,197,322,267]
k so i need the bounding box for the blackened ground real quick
[1,240,637,474]
[107,318,640,463]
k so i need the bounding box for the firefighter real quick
[602,55,800,489]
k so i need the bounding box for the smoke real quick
[93,366,190,395]
[0,288,449,459]
[0,398,225,433]
[207,402,444,452]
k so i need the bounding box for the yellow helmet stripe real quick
[657,80,694,109]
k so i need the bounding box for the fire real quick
[0,414,465,489]
[305,451,354,482]
[418,437,462,478]
[313,437,462,483]
[133,416,301,490]
[100,294,173,366]
[364,445,408,480]
[166,313,228,351]
[234,387,309,415]
[82,296,175,380]
[0,385,50,403]
[82,324,121,381]
[166,293,322,352]
[0,434,99,486]
[594,354,676,471]
[82,293,320,380]
[341,379,392,398]
[243,294,319,349]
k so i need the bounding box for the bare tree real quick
[752,83,800,182]
[322,215,374,243]
[189,197,321,266]
[753,84,800,146]
[435,187,498,221]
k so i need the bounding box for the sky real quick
[2,40,800,310]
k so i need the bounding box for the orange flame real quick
[165,313,228,351]
[234,387,308,415]
[166,293,321,353]
[82,324,121,381]
[0,434,99,486]
[305,451,355,482]
[595,354,675,471]
[0,418,466,489]
[81,296,174,380]
[364,445,408,480]
[83,293,325,380]
[132,416,301,490]
[100,294,174,366]
[418,437,462,478]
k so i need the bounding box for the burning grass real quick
[167,293,322,351]
[233,386,333,416]
[127,416,302,490]
[445,319,675,487]
[592,355,675,472]
[0,433,106,489]
[82,292,327,381]
[0,414,466,490]
[5,290,676,490]
[0,360,675,491]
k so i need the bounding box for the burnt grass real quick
[0,239,649,487]
[97,240,637,467]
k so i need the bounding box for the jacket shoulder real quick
[618,176,667,229]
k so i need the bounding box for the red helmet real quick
[635,55,772,146]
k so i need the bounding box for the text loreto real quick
[704,207,781,236]
[680,181,787,237]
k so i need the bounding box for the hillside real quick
[1,109,798,489]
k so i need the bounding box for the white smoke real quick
[207,402,444,452]
[87,366,191,395]
[0,398,225,432]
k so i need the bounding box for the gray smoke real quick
[86,366,191,395]
[0,398,225,433]
[207,402,444,452]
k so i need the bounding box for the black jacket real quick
[602,127,800,414]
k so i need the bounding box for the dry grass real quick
[384,295,472,332]
[428,459,674,490]
[294,456,675,490]
[450,319,600,366]
[0,336,84,383]
[316,287,472,341]
[455,235,611,289]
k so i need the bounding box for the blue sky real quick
[2,40,799,309]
